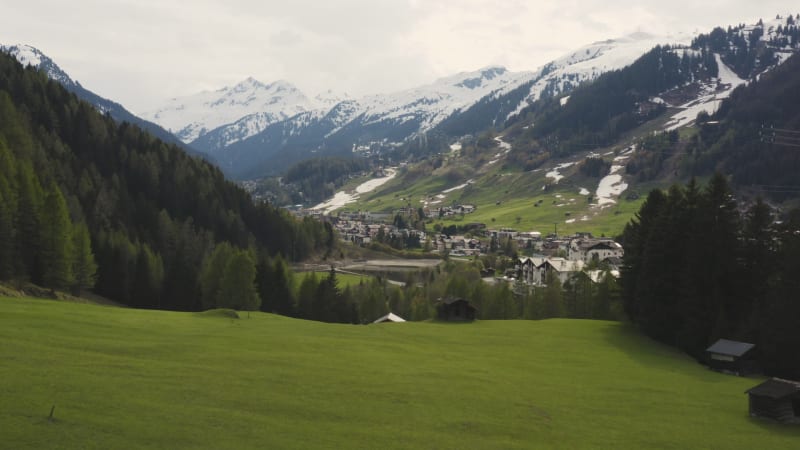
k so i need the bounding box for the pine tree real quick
[15,163,44,282]
[295,272,318,319]
[70,221,97,295]
[256,252,294,315]
[542,271,564,318]
[0,184,14,280]
[40,183,73,289]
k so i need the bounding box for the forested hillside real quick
[504,18,798,168]
[696,51,800,194]
[0,51,333,310]
[621,175,800,379]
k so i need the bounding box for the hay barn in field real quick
[705,339,757,375]
[436,297,476,322]
[746,378,800,424]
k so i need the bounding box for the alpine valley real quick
[6,16,800,226]
[3,10,800,450]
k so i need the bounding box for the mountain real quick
[141,78,320,145]
[165,31,696,179]
[433,31,692,137]
[0,44,207,160]
[305,16,800,238]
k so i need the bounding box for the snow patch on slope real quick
[663,54,746,131]
[312,168,397,214]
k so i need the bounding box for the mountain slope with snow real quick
[508,31,694,121]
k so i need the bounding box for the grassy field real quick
[292,271,373,290]
[343,158,653,237]
[2,297,798,449]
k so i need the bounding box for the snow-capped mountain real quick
[204,32,698,179]
[1,44,78,88]
[506,31,694,120]
[142,78,319,144]
[341,66,534,134]
[1,43,207,159]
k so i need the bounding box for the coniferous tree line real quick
[267,256,621,326]
[620,175,800,379]
[0,51,333,309]
[282,157,370,204]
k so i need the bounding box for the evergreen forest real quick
[0,51,334,311]
[621,175,800,379]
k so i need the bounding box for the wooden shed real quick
[705,339,757,375]
[436,297,476,322]
[746,378,800,424]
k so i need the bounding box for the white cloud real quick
[1,0,797,113]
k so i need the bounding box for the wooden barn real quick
[436,297,477,322]
[746,378,800,424]
[705,339,757,375]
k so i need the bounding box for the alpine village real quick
[2,7,800,449]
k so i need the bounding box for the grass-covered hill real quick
[2,296,798,449]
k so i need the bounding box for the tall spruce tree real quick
[70,221,97,295]
[40,183,73,289]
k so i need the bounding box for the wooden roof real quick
[746,378,800,399]
[372,312,406,323]
[706,338,755,357]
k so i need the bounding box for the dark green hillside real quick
[700,52,800,195]
[0,51,332,310]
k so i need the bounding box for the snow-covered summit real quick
[0,43,78,88]
[334,65,535,133]
[142,77,318,143]
[507,31,695,120]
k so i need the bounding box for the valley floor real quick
[1,297,798,449]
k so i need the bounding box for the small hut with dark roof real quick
[705,338,757,375]
[436,297,476,322]
[746,378,800,424]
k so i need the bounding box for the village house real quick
[518,256,547,285]
[516,256,589,286]
[540,257,586,284]
[568,237,624,262]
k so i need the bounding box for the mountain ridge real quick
[171,30,697,179]
[0,43,209,160]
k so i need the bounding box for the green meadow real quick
[2,297,798,449]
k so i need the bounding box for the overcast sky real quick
[1,1,797,113]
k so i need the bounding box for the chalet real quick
[568,238,624,262]
[517,256,547,285]
[540,258,585,285]
[372,312,407,323]
[436,297,477,321]
[746,378,800,424]
[705,339,757,375]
